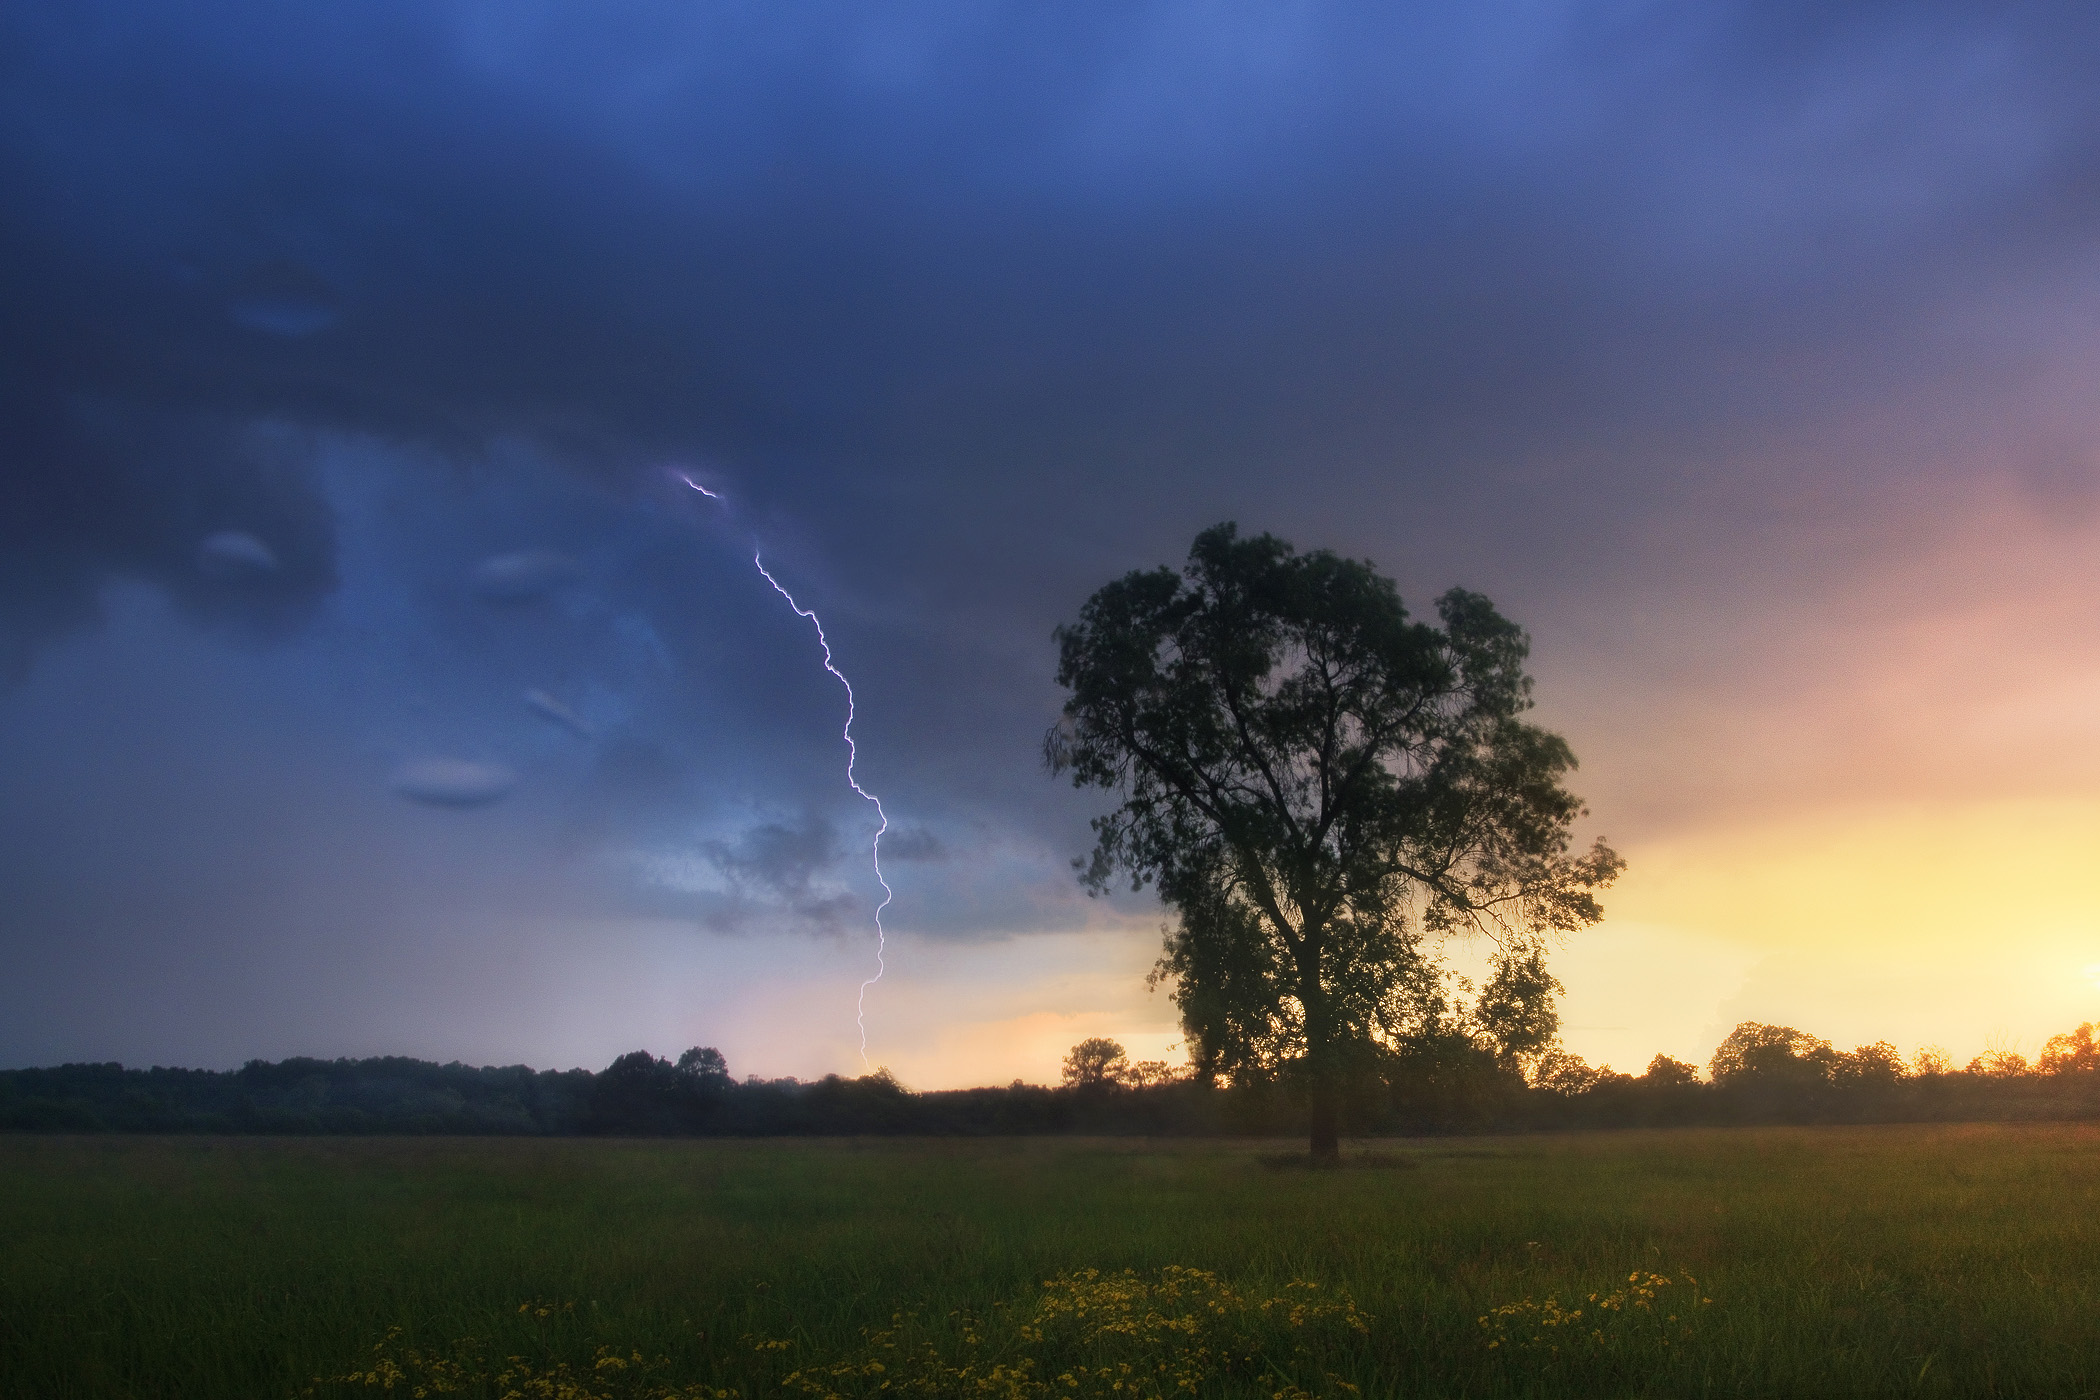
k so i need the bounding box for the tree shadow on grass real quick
[1256,1150,1419,1171]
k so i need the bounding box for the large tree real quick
[1046,523,1621,1160]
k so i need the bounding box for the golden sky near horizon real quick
[1524,485,2100,1078]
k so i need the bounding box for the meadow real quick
[3,1125,2097,1398]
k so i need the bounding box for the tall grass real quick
[3,1125,2097,1397]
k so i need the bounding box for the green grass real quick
[3,1124,2098,1397]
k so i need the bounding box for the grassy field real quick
[3,1125,2098,1398]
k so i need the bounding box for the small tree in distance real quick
[1967,1046,2031,1078]
[1833,1041,1905,1092]
[1642,1054,1699,1086]
[1910,1045,1953,1077]
[1123,1059,1184,1088]
[1471,943,1564,1076]
[2041,1023,2100,1074]
[1062,1037,1130,1088]
[675,1046,732,1088]
[1047,523,1622,1161]
[1708,1023,1835,1086]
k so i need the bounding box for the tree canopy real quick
[1061,1037,1130,1088]
[1047,523,1622,1158]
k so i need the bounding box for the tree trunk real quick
[1308,1080,1341,1163]
[1298,927,1341,1164]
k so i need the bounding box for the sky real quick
[5,0,2100,1087]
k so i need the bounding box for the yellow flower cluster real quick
[1478,1269,1713,1362]
[304,1269,1367,1400]
[773,1268,1368,1400]
[303,1327,481,1397]
[491,1347,738,1400]
[776,1327,1041,1400]
[302,1326,739,1400]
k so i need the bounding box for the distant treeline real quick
[8,1021,2100,1137]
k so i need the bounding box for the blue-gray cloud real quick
[9,1,2098,679]
[705,815,842,900]
[390,758,518,808]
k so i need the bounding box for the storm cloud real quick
[12,2,2100,661]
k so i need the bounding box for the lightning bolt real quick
[752,555,891,1068]
[679,473,890,1068]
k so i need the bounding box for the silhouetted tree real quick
[1124,1060,1183,1088]
[1709,1023,1835,1087]
[1527,1047,1612,1095]
[2041,1023,2100,1075]
[1062,1038,1130,1088]
[1473,943,1563,1073]
[586,1049,731,1134]
[1047,523,1621,1160]
[1382,1028,1515,1133]
[26,1017,2100,1137]
[1910,1045,1953,1077]
[676,1046,732,1089]
[1966,1046,2030,1078]
[1833,1041,1906,1092]
[1641,1054,1699,1087]
[1149,883,1302,1086]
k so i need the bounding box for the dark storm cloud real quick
[705,815,842,900]
[882,825,947,864]
[10,0,2100,689]
[0,401,338,682]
